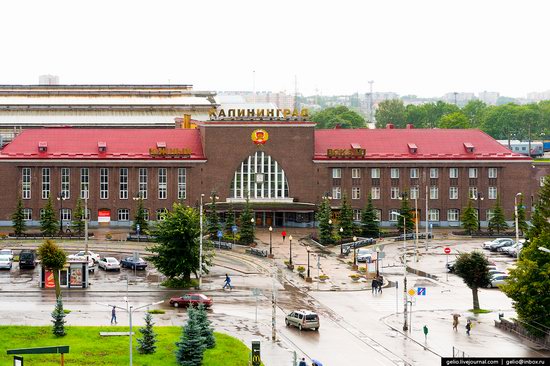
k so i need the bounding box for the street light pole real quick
[414,196,419,262]
[398,213,408,332]
[289,235,293,265]
[306,246,311,279]
[199,193,205,289]
[425,185,429,251]
[339,227,344,256]
[476,192,484,232]
[57,192,66,235]
[84,189,89,264]
[515,193,522,257]
[268,226,273,258]
[352,236,358,270]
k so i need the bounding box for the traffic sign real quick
[444,247,451,254]
[217,230,223,238]
[417,287,426,296]
[231,225,238,233]
[408,288,416,296]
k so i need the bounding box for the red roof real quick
[314,128,530,160]
[0,128,205,160]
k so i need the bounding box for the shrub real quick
[162,278,199,289]
[297,266,305,273]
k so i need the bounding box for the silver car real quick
[98,257,121,271]
[285,310,320,331]
[0,249,14,261]
[0,255,13,270]
[356,248,373,263]
[488,274,509,288]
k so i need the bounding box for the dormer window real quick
[463,142,475,153]
[98,142,107,153]
[38,141,47,152]
[156,142,166,148]
[407,143,418,154]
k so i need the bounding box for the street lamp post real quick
[352,236,358,270]
[339,227,344,257]
[132,193,142,242]
[199,193,205,289]
[514,193,522,254]
[289,235,293,266]
[268,226,273,258]
[306,246,312,282]
[475,192,484,232]
[84,188,89,264]
[375,246,381,277]
[57,192,67,235]
[398,213,408,332]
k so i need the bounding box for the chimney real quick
[406,124,414,129]
[386,123,394,129]
[183,114,191,128]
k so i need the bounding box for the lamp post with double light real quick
[474,192,484,232]
[352,236,358,270]
[306,245,312,282]
[289,235,293,266]
[514,193,522,253]
[397,212,408,332]
[339,227,344,257]
[199,193,205,289]
[268,226,273,258]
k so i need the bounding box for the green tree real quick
[515,196,528,236]
[132,197,149,234]
[396,194,414,233]
[454,251,491,310]
[529,175,550,239]
[312,106,366,129]
[339,193,354,238]
[224,204,236,236]
[137,312,157,354]
[148,203,211,283]
[438,111,470,129]
[37,240,67,298]
[462,100,487,128]
[361,195,379,238]
[488,197,508,234]
[375,99,407,128]
[461,199,478,235]
[40,197,58,237]
[316,197,334,245]
[175,307,205,366]
[11,197,26,237]
[51,297,66,337]
[195,304,216,349]
[206,194,221,237]
[72,198,85,236]
[239,196,255,245]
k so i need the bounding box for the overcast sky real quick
[1,0,548,98]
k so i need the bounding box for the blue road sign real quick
[217,230,223,238]
[232,225,238,233]
[417,287,426,296]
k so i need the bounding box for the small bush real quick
[358,267,367,273]
[147,309,165,315]
[105,233,113,240]
[297,266,305,273]
[63,309,71,314]
[161,277,199,289]
[319,275,329,280]
[349,274,361,280]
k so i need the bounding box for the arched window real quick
[230,151,289,199]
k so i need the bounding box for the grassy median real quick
[0,326,252,365]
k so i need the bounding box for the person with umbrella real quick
[312,359,323,366]
[452,313,461,331]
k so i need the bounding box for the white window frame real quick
[139,168,148,199]
[371,168,380,179]
[488,186,497,200]
[178,168,187,200]
[156,208,167,221]
[23,208,32,221]
[119,168,128,200]
[469,168,478,178]
[118,209,130,221]
[447,209,459,222]
[410,186,419,200]
[389,209,399,222]
[371,187,380,200]
[352,187,360,200]
[61,208,71,221]
[231,151,289,199]
[42,168,50,199]
[469,186,478,200]
[429,186,439,200]
[428,209,440,221]
[100,168,109,200]
[390,187,400,200]
[80,168,89,199]
[351,168,360,179]
[158,168,167,199]
[486,209,495,221]
[374,209,382,222]
[353,209,361,221]
[410,168,419,179]
[449,186,458,200]
[61,167,70,199]
[332,186,342,199]
[22,168,31,199]
[143,209,150,221]
[390,168,400,179]
[332,168,342,179]
[488,168,498,179]
[430,168,439,178]
[449,168,459,179]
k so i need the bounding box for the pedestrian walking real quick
[452,314,460,331]
[223,274,233,290]
[298,357,307,366]
[377,275,384,293]
[371,278,378,294]
[110,306,117,325]
[465,319,472,336]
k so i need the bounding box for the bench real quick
[99,332,135,337]
[246,248,268,257]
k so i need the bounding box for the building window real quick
[374,209,382,222]
[61,208,71,221]
[410,186,419,200]
[158,168,167,199]
[390,168,399,179]
[371,168,380,179]
[178,168,187,200]
[371,187,380,200]
[449,186,458,200]
[42,168,50,199]
[332,186,342,199]
[23,208,32,221]
[410,168,419,179]
[351,168,360,179]
[352,187,360,200]
[430,168,439,178]
[156,208,167,221]
[230,151,289,199]
[85,208,91,221]
[486,209,495,221]
[488,168,498,179]
[469,168,478,178]
[447,209,459,222]
[40,209,45,219]
[429,186,439,199]
[332,168,341,179]
[80,168,89,199]
[353,209,361,221]
[139,168,148,199]
[119,168,128,199]
[389,209,399,222]
[428,209,440,221]
[118,209,130,221]
[100,168,109,199]
[469,186,478,199]
[61,168,70,199]
[390,187,400,199]
[449,168,459,179]
[22,168,31,199]
[488,186,497,200]
[143,209,150,221]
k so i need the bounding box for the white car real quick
[356,248,373,263]
[488,269,506,277]
[0,255,13,269]
[98,257,121,271]
[0,249,14,261]
[72,251,100,263]
[488,274,509,288]
[482,238,510,249]
[67,255,96,273]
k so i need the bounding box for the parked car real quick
[169,293,213,308]
[488,269,506,277]
[0,255,13,270]
[67,255,96,273]
[356,248,373,262]
[120,257,148,270]
[483,238,511,249]
[505,243,523,257]
[489,239,515,252]
[488,274,509,288]
[98,257,121,271]
[19,249,37,269]
[0,249,14,261]
[71,251,100,263]
[285,310,320,331]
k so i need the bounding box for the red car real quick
[169,293,213,308]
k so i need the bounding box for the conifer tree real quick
[11,197,27,237]
[339,193,354,238]
[72,198,85,236]
[195,303,216,349]
[239,195,255,245]
[488,197,508,234]
[224,204,236,236]
[40,197,58,237]
[137,312,157,354]
[51,297,66,337]
[132,197,149,234]
[175,307,205,366]
[206,193,221,237]
[361,194,379,238]
[461,199,478,235]
[528,175,550,239]
[316,197,334,245]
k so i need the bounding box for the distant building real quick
[441,92,475,106]
[217,91,295,110]
[478,91,499,105]
[526,90,550,102]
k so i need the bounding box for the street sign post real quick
[417,287,426,296]
[408,288,416,297]
[444,247,451,282]
[217,230,223,248]
[231,225,237,247]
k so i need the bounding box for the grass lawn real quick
[0,326,252,365]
